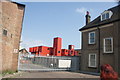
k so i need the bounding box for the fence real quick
[18,53,80,71]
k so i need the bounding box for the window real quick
[11,34,13,38]
[104,38,113,53]
[89,54,96,67]
[89,32,95,44]
[13,49,18,53]
[102,14,105,20]
[101,12,109,20]
[3,29,7,36]
[66,50,68,52]
[106,13,109,19]
[101,11,113,21]
[58,51,60,53]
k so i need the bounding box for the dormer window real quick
[101,10,113,21]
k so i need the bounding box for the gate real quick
[18,53,80,71]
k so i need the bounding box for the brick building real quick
[79,5,120,76]
[29,37,78,56]
[0,1,25,72]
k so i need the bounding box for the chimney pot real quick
[87,11,89,15]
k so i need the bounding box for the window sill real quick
[103,51,113,54]
[88,43,96,45]
[88,66,97,69]
[103,52,114,54]
[101,18,110,21]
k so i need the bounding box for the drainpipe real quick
[97,27,100,73]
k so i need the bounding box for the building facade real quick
[0,1,25,72]
[75,49,81,56]
[79,5,120,76]
[53,37,62,56]
[29,37,78,56]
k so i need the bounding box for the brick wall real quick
[99,24,115,70]
[81,29,99,72]
[0,1,25,72]
[0,2,2,73]
[81,23,117,73]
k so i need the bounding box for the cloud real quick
[20,39,44,51]
[75,7,93,15]
[76,7,87,15]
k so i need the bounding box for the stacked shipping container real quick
[29,37,78,56]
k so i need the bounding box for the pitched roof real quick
[79,5,120,31]
[19,48,29,53]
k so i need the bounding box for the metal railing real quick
[18,53,80,71]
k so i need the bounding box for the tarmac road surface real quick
[12,71,100,79]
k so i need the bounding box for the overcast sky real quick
[17,2,117,50]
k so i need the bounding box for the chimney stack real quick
[86,11,91,25]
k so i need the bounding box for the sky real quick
[19,2,118,50]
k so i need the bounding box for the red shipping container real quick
[29,48,31,52]
[33,47,36,52]
[36,47,39,52]
[31,47,34,52]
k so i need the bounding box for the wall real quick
[115,20,120,76]
[118,20,120,76]
[1,1,25,72]
[41,46,50,56]
[29,38,78,56]
[0,2,2,73]
[53,37,62,56]
[61,49,68,56]
[49,47,54,56]
[81,23,119,73]
[81,29,99,73]
[99,24,115,70]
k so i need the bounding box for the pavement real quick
[9,71,100,78]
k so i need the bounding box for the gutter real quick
[79,19,120,31]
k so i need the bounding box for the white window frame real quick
[89,32,95,44]
[103,37,113,53]
[88,54,97,67]
[101,10,113,21]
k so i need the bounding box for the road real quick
[11,71,100,79]
[15,59,100,79]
